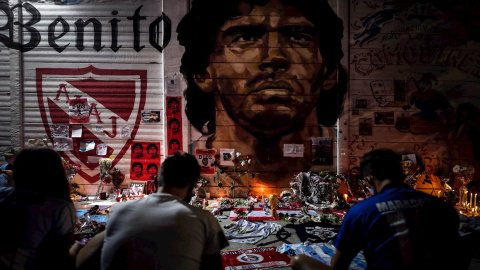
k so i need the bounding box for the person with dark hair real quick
[168,139,180,152]
[290,148,463,270]
[131,143,144,159]
[101,152,228,270]
[177,0,347,185]
[146,143,159,159]
[0,147,77,269]
[168,118,181,134]
[131,162,143,178]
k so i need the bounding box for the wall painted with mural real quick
[0,0,479,197]
[346,0,480,186]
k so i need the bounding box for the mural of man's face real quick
[197,0,325,138]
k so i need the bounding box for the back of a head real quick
[158,152,200,189]
[360,149,404,182]
[13,147,71,201]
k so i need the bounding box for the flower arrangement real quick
[213,152,254,198]
[62,158,81,180]
[102,167,125,189]
[290,171,340,204]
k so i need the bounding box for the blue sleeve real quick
[334,206,363,257]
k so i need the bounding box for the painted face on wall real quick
[199,0,325,138]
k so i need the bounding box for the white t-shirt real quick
[101,193,228,270]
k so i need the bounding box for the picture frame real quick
[129,181,146,196]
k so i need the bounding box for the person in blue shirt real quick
[291,149,464,270]
[0,147,19,187]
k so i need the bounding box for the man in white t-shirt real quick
[101,152,228,270]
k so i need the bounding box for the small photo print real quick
[220,148,235,166]
[53,137,74,151]
[50,124,69,138]
[141,110,161,123]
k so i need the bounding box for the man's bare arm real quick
[290,250,354,270]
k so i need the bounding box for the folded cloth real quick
[277,242,366,270]
[224,220,283,244]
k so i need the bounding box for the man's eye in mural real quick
[227,26,266,46]
[281,26,317,45]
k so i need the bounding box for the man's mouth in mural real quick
[253,80,293,93]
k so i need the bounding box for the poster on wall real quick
[359,118,373,136]
[130,141,161,180]
[311,137,333,165]
[68,98,90,124]
[196,149,216,174]
[166,96,182,155]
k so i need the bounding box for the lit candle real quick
[476,206,478,216]
[203,199,206,209]
[261,188,264,202]
[437,190,441,198]
[470,193,473,208]
[344,194,348,201]
[475,193,477,210]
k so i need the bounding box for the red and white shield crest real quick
[36,65,147,183]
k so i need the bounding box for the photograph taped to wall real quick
[220,148,235,166]
[50,124,69,138]
[141,110,161,123]
[283,144,305,158]
[53,137,74,151]
[120,125,133,139]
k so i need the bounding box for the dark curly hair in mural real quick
[177,0,347,136]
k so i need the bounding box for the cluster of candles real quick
[459,192,478,216]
